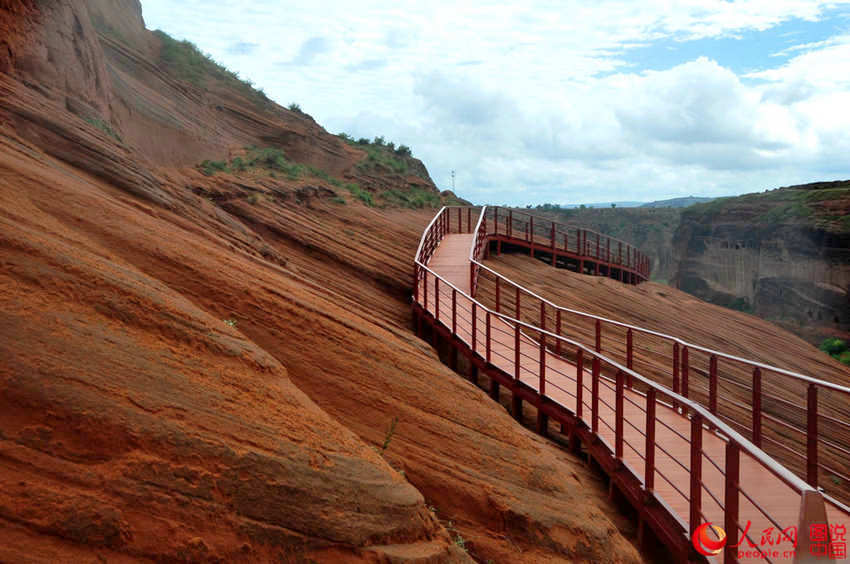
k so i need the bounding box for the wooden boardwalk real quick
[418,228,848,563]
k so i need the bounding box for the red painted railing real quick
[470,207,850,508]
[486,206,651,282]
[414,206,846,563]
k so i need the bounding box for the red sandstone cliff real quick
[0,1,642,562]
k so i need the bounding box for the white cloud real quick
[139,0,850,204]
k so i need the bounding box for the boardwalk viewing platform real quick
[412,206,850,563]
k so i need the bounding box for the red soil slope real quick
[0,1,642,562]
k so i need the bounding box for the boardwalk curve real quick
[412,206,849,563]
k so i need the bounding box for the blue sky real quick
[141,1,850,205]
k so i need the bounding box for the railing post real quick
[550,223,555,249]
[469,263,474,297]
[615,370,624,460]
[595,319,601,352]
[724,441,740,564]
[423,270,428,311]
[690,413,703,535]
[486,312,491,364]
[539,340,546,396]
[516,286,521,320]
[413,264,420,303]
[467,207,471,233]
[457,207,461,233]
[539,301,546,332]
[618,241,622,265]
[576,349,584,419]
[495,277,501,313]
[752,367,762,447]
[672,342,680,404]
[555,310,562,356]
[529,216,534,244]
[681,345,689,398]
[514,323,521,381]
[451,289,457,335]
[626,329,634,388]
[807,383,818,487]
[434,277,440,322]
[525,222,529,242]
[508,210,513,237]
[591,356,600,434]
[709,354,718,415]
[645,388,656,493]
[494,207,498,235]
[472,302,477,353]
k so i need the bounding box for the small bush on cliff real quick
[380,417,398,454]
[199,160,229,176]
[820,338,850,365]
[345,183,373,207]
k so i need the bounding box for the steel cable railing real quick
[468,207,850,509]
[414,205,848,562]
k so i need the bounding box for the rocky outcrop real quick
[0,1,642,562]
[672,182,850,343]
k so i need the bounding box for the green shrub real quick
[381,187,440,209]
[231,156,247,172]
[729,297,752,313]
[820,338,847,356]
[839,351,850,366]
[288,102,303,113]
[199,160,229,176]
[344,183,373,207]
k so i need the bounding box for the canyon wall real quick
[672,182,850,343]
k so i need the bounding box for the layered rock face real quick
[0,1,642,562]
[672,183,850,343]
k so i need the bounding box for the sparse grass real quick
[84,117,122,142]
[197,148,306,180]
[337,134,429,179]
[199,160,229,176]
[345,183,374,207]
[381,187,441,209]
[380,417,398,454]
[153,30,271,106]
[331,196,347,205]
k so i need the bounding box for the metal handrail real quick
[488,206,650,276]
[418,206,814,496]
[471,216,850,396]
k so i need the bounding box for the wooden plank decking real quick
[419,233,849,563]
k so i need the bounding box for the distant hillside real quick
[673,181,850,344]
[525,182,850,345]
[640,196,715,208]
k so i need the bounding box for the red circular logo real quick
[693,522,727,556]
